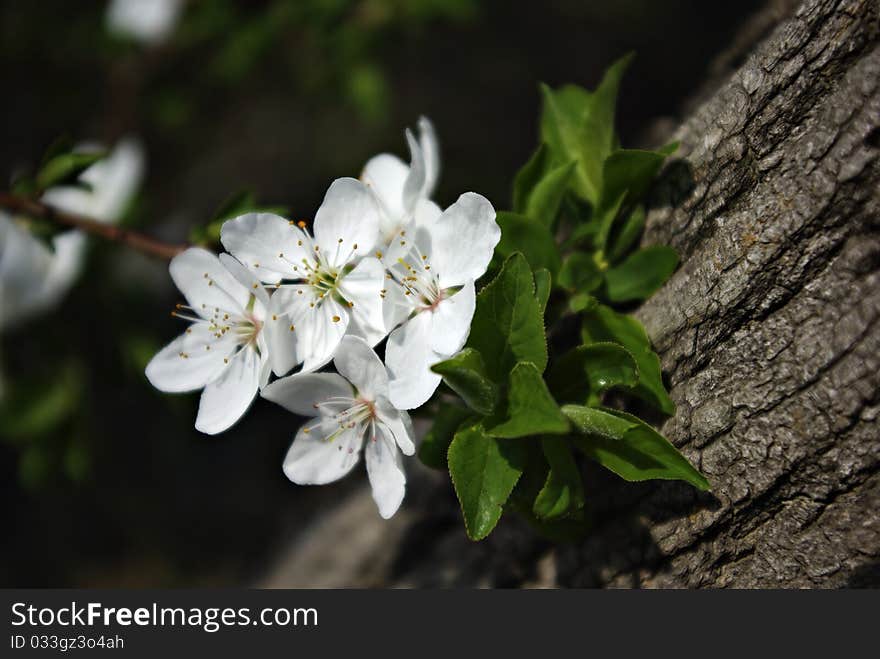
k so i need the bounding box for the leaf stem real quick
[0,192,188,261]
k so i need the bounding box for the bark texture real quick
[261,0,880,588]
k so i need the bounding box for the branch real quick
[0,192,188,261]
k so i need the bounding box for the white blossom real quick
[383,192,499,409]
[262,335,415,519]
[361,116,440,244]
[145,247,283,435]
[221,178,386,374]
[106,0,184,45]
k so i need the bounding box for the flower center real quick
[385,230,446,311]
[170,293,263,359]
[306,396,379,446]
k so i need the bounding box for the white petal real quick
[386,311,443,410]
[220,212,311,284]
[365,428,406,519]
[413,198,442,229]
[361,153,409,235]
[401,129,426,217]
[381,280,415,336]
[313,178,380,267]
[337,256,386,346]
[169,247,250,319]
[429,192,500,289]
[430,280,476,355]
[263,293,301,377]
[376,398,416,456]
[195,345,261,435]
[418,116,440,199]
[283,423,362,486]
[333,336,388,400]
[262,372,353,417]
[294,295,349,372]
[145,322,237,392]
[219,253,269,312]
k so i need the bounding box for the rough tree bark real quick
[261,0,880,588]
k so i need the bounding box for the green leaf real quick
[512,143,550,214]
[563,405,710,491]
[524,161,576,227]
[539,83,593,199]
[547,342,638,405]
[595,148,667,251]
[604,245,678,302]
[578,53,634,202]
[533,438,585,519]
[448,424,527,540]
[495,212,561,277]
[36,151,106,191]
[0,365,82,441]
[582,305,675,415]
[533,268,551,313]
[419,403,474,470]
[569,293,598,314]
[467,253,547,383]
[487,362,569,438]
[607,205,645,263]
[431,348,498,416]
[558,252,603,293]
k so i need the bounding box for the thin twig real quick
[0,192,188,261]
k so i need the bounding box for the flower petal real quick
[169,247,250,320]
[283,423,362,486]
[428,192,500,289]
[365,428,406,519]
[333,335,388,400]
[376,398,416,456]
[401,129,426,218]
[418,116,440,199]
[361,153,409,235]
[430,279,476,356]
[386,311,443,410]
[219,253,269,312]
[337,256,386,346]
[313,178,380,267]
[294,295,350,372]
[195,345,261,435]
[145,322,237,392]
[220,212,310,284]
[262,372,353,417]
[264,292,301,377]
[381,280,415,336]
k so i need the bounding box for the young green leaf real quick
[36,151,106,191]
[563,405,710,491]
[604,245,678,302]
[607,205,646,263]
[581,304,675,415]
[467,253,548,383]
[577,52,634,204]
[487,362,569,438]
[533,268,552,313]
[495,212,561,277]
[513,143,551,214]
[558,252,603,293]
[569,293,599,314]
[448,424,527,540]
[524,161,576,227]
[533,437,585,519]
[547,342,639,405]
[419,403,474,470]
[431,348,498,416]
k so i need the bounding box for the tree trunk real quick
[260,0,880,588]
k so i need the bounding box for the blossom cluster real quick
[145,120,500,518]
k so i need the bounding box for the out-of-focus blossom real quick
[106,0,184,45]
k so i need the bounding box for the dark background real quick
[0,0,760,586]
